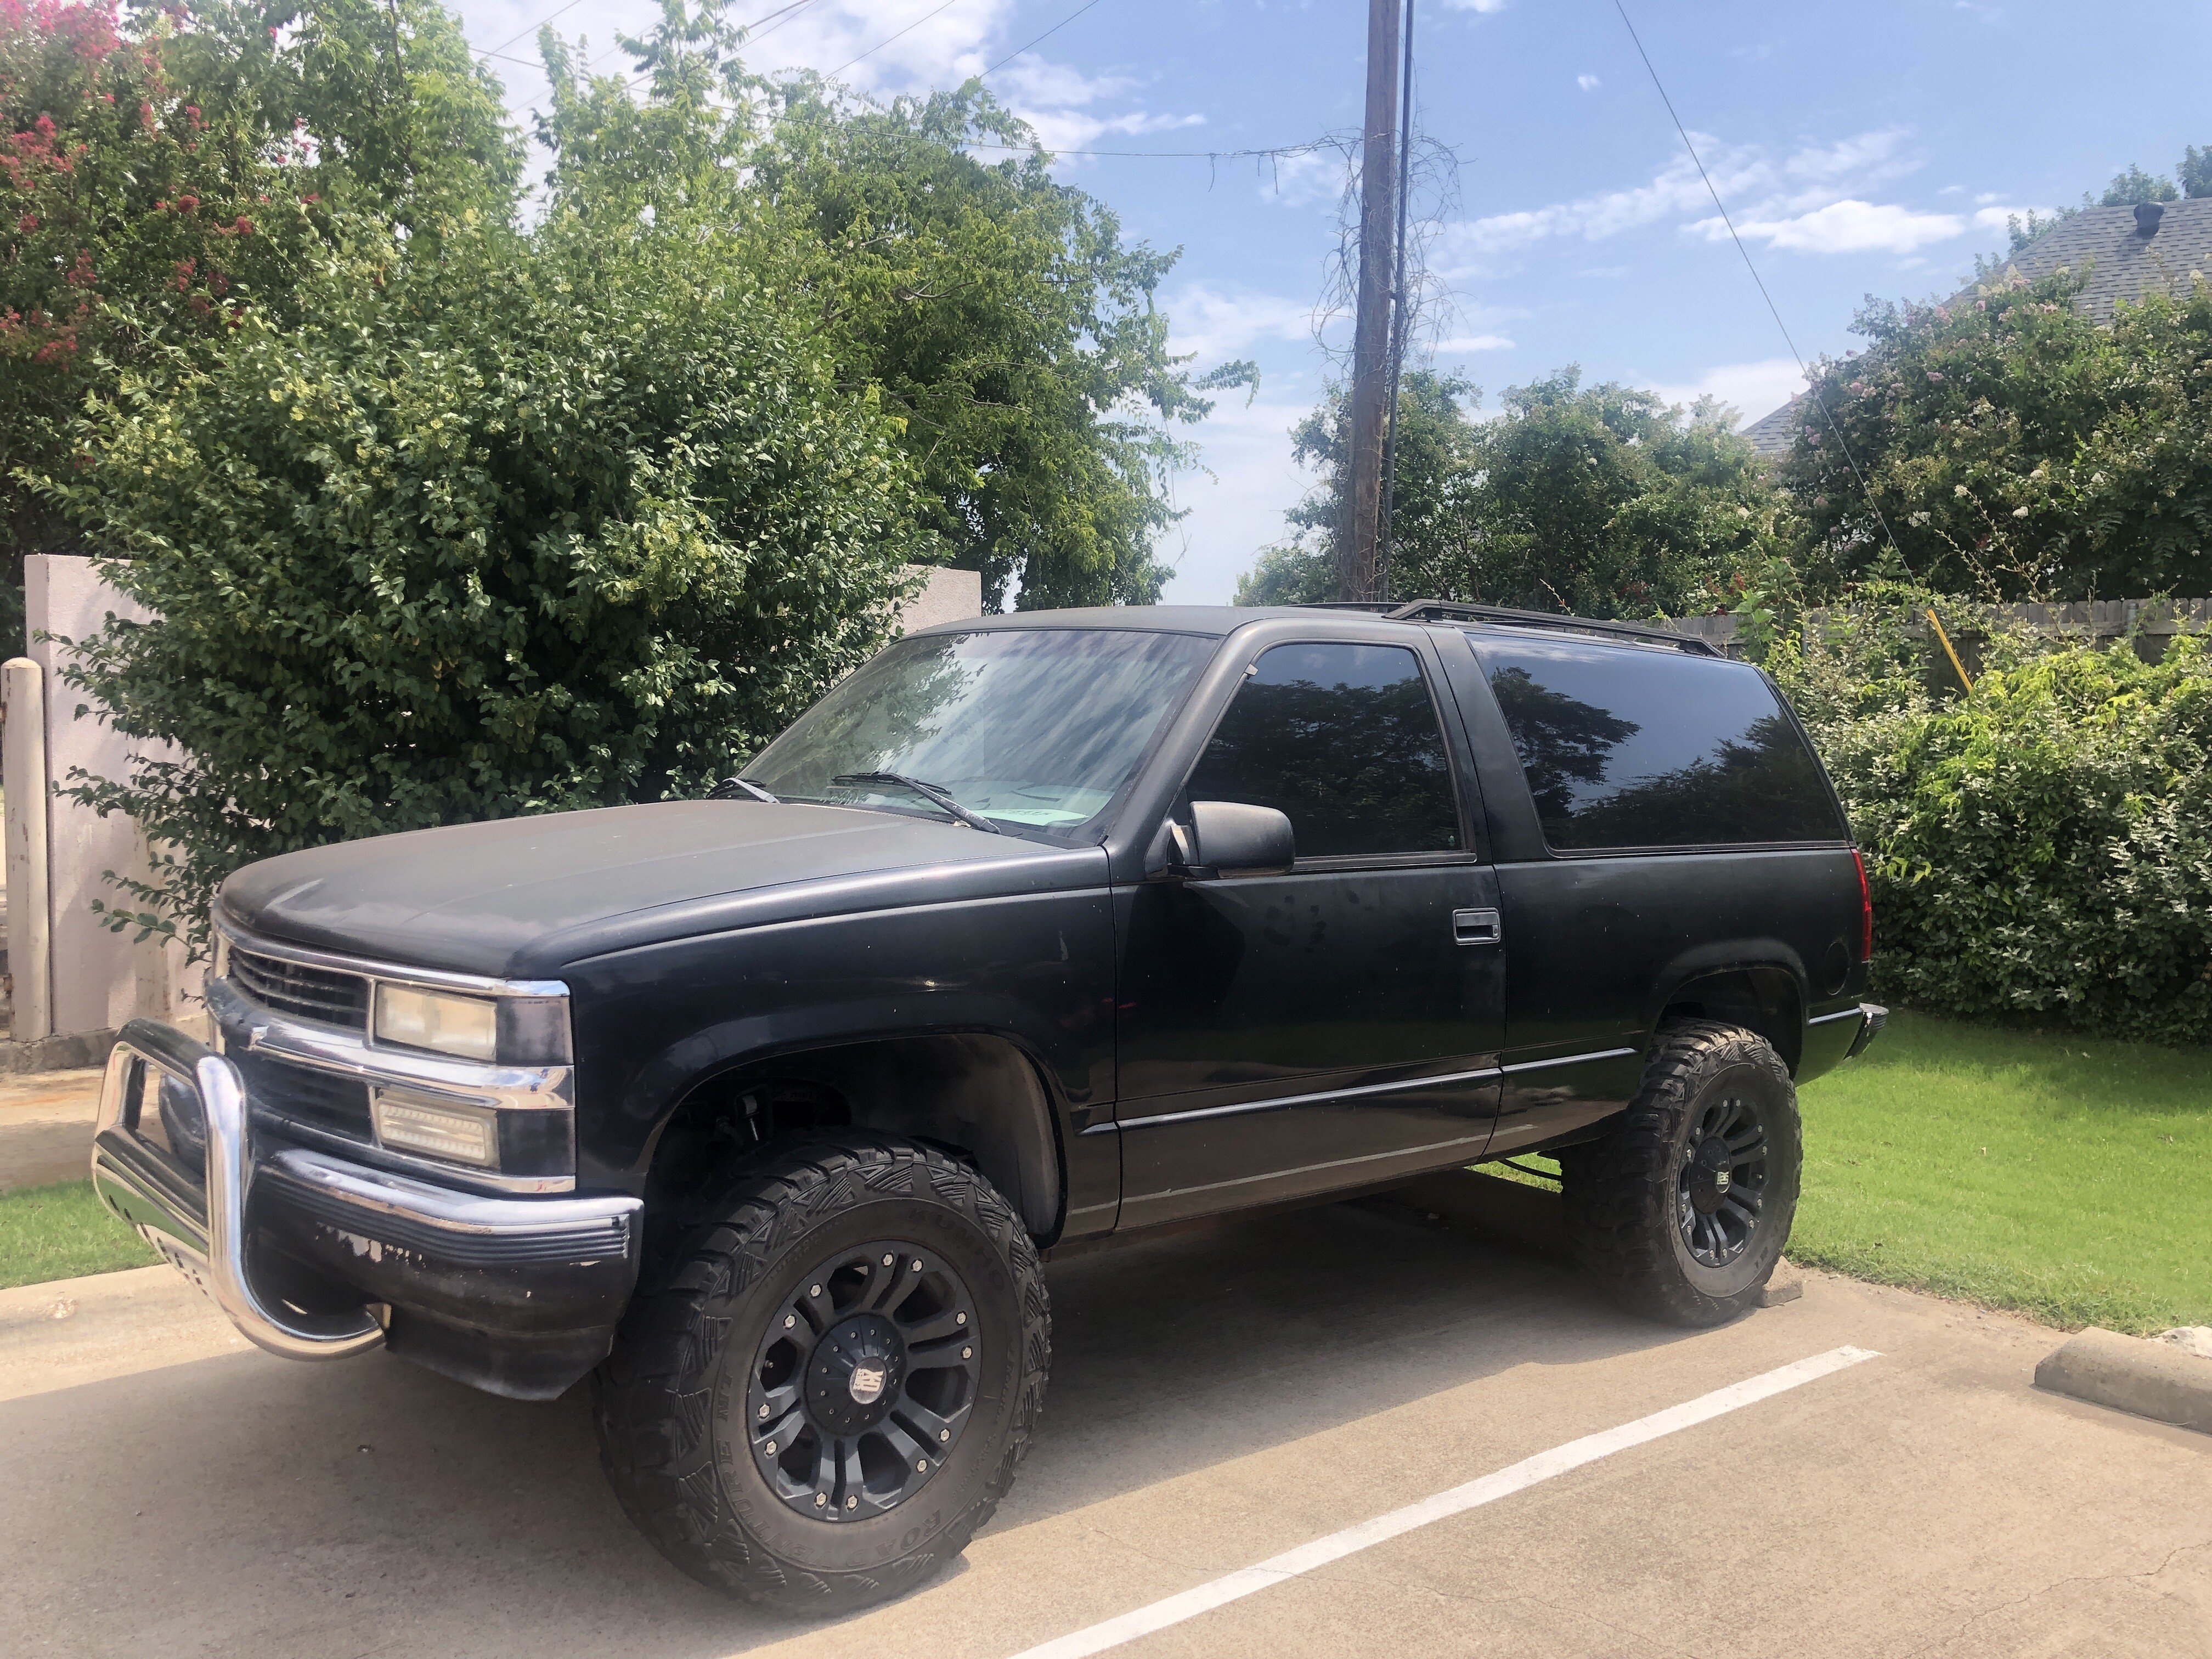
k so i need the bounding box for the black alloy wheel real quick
[593,1133,1049,1612]
[748,1240,982,1521]
[1558,1020,1802,1327]
[1674,1093,1769,1269]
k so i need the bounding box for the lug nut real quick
[758,1403,770,1419]
[882,1254,895,1266]
[783,1314,795,1328]
[810,1284,822,1297]
[814,1493,827,1508]
[845,1495,858,1510]
[956,1312,967,1325]
[764,1441,777,1454]
[962,1346,972,1359]
[910,1260,922,1272]
[938,1429,949,1442]
[915,1458,928,1471]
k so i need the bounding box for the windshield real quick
[743,628,1214,835]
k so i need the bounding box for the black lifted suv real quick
[93,600,1883,1610]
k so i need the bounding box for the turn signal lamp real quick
[371,1088,499,1167]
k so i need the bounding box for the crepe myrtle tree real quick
[41,209,932,955]
[0,0,520,640]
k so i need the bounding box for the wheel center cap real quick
[1687,1136,1735,1215]
[805,1313,907,1435]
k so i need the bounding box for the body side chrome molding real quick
[1807,1007,1864,1025]
[1091,1043,1645,1137]
[1091,1063,1504,1136]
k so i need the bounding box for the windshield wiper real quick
[832,771,1003,834]
[708,776,778,803]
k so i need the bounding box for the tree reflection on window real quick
[1187,644,1459,857]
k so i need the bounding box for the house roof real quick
[1732,200,2212,460]
[1963,198,2212,323]
[1738,397,1805,459]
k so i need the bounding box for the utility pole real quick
[1339,0,1403,603]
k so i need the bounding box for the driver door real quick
[1112,637,1506,1228]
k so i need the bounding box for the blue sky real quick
[452,0,2212,603]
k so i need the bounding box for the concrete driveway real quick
[3,1201,2207,1658]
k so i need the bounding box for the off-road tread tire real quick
[592,1132,1049,1611]
[1558,1020,1801,1329]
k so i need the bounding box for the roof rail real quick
[1293,599,1723,658]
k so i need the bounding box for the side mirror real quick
[1175,801,1295,877]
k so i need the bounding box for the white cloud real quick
[1441,0,1509,11]
[1577,74,1601,92]
[1158,390,1325,604]
[1432,332,1515,353]
[1164,284,1317,363]
[1971,204,2040,231]
[1709,199,1966,255]
[1643,358,1805,427]
[1443,125,1944,274]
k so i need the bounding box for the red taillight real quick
[1852,848,1874,962]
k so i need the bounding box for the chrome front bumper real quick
[93,1018,642,1370]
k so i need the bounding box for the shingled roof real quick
[1733,199,2212,461]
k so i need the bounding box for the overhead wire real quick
[827,0,964,78]
[1611,0,1908,567]
[978,0,1108,78]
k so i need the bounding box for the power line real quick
[828,0,963,78]
[979,0,1107,78]
[957,137,1332,161]
[482,0,590,59]
[1611,0,1908,567]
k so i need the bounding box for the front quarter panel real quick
[563,850,1116,1213]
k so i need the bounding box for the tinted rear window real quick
[1468,631,1844,850]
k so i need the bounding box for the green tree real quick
[1240,368,1787,617]
[43,209,928,951]
[2095,161,2179,207]
[1781,268,2212,599]
[1,0,517,636]
[537,0,1253,610]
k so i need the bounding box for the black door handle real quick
[1452,907,1503,946]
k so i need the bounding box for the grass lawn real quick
[0,1180,158,1291]
[1484,1009,2212,1334]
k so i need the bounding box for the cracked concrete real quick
[4,1200,2208,1657]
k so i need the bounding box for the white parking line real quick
[1007,1344,1882,1659]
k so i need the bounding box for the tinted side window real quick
[1185,642,1460,858]
[1468,633,1844,850]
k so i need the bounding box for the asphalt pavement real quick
[3,1199,2207,1658]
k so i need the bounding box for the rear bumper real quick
[92,1019,641,1398]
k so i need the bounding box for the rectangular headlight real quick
[371,1088,499,1167]
[374,984,499,1062]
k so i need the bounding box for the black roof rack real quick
[1295,599,1722,658]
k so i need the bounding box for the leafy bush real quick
[1783,269,2212,600]
[46,210,928,951]
[1773,607,2212,1045]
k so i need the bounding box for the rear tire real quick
[1558,1022,1801,1328]
[593,1132,1049,1612]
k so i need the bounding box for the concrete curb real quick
[0,1028,118,1076]
[2035,1326,2212,1435]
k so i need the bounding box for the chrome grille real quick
[228,947,370,1030]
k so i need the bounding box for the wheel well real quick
[645,1034,1065,1245]
[1660,967,1803,1075]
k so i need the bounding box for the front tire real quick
[593,1133,1049,1611]
[1559,1021,1802,1327]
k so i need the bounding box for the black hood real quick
[219,802,1105,980]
